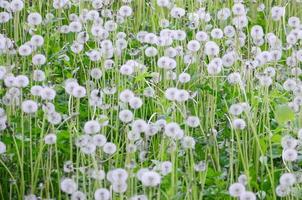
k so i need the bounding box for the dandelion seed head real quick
[229,183,245,197]
[94,188,110,200]
[141,171,161,187]
[44,133,57,145]
[280,173,296,186]
[60,178,77,194]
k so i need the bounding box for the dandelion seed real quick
[276,184,290,197]
[60,178,77,194]
[141,171,161,187]
[232,118,246,130]
[0,141,6,154]
[27,12,42,25]
[239,191,256,200]
[94,188,111,200]
[229,183,245,197]
[103,142,117,155]
[280,173,296,186]
[44,133,57,145]
[282,149,298,162]
[22,100,38,114]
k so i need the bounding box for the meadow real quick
[0,0,302,199]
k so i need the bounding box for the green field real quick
[1,0,302,199]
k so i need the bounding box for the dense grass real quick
[1,0,302,199]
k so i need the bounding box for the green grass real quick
[0,0,302,199]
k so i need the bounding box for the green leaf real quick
[271,134,282,144]
[275,105,295,124]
